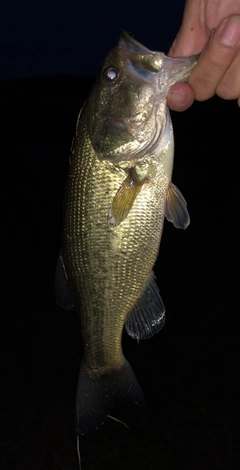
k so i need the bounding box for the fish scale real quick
[63,124,165,366]
[55,30,197,434]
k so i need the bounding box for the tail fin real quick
[75,357,145,435]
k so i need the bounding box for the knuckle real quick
[208,45,236,70]
[208,53,227,69]
[216,81,239,100]
[191,81,215,100]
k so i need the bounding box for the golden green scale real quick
[55,30,197,435]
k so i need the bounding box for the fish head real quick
[81,31,198,163]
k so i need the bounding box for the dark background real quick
[2,1,240,469]
[0,0,184,81]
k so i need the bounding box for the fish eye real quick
[103,67,119,82]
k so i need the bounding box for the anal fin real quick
[125,271,165,341]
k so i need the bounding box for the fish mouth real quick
[118,31,164,73]
[119,30,199,87]
[92,32,198,163]
[119,30,152,53]
[118,30,155,54]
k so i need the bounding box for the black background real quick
[0,0,184,81]
[2,71,240,469]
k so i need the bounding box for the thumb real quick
[168,0,209,57]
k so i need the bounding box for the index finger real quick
[188,16,240,101]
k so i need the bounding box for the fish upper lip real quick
[119,30,153,54]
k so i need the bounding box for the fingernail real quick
[169,90,188,105]
[220,16,240,46]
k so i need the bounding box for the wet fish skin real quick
[55,31,197,434]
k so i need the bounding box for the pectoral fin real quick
[125,271,165,341]
[108,168,146,227]
[165,182,190,229]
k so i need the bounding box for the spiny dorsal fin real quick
[108,168,147,227]
[165,182,190,229]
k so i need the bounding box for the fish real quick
[54,31,198,435]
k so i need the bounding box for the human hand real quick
[167,0,240,110]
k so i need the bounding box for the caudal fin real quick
[75,357,145,435]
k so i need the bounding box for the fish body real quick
[55,31,197,434]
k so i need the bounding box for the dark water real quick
[2,76,240,469]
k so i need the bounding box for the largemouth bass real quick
[55,31,197,435]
